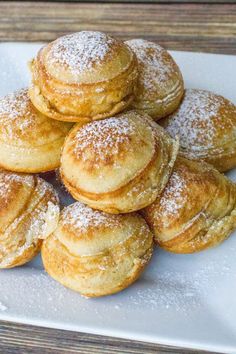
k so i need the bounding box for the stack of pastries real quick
[1,30,236,297]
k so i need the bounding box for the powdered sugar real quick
[72,116,135,165]
[61,202,121,233]
[127,273,199,313]
[49,31,116,75]
[0,88,28,119]
[0,171,33,200]
[0,88,36,140]
[125,261,227,314]
[164,89,235,151]
[158,171,187,222]
[126,39,178,92]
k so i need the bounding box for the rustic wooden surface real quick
[1,2,236,54]
[0,321,214,354]
[16,0,236,3]
[0,1,234,353]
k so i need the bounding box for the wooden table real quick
[0,1,235,353]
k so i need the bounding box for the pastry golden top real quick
[0,169,60,267]
[53,202,152,257]
[145,158,215,241]
[0,88,72,148]
[0,169,59,232]
[0,170,34,231]
[42,201,153,296]
[143,157,236,244]
[125,39,183,107]
[61,110,167,194]
[39,31,135,84]
[160,89,236,159]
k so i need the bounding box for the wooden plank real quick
[14,0,236,3]
[0,2,236,54]
[0,321,212,354]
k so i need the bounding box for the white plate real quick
[0,43,236,353]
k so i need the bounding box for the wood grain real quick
[18,0,236,2]
[0,2,234,353]
[13,0,236,3]
[0,321,213,354]
[0,2,236,54]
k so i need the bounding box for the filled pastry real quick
[0,88,72,173]
[125,39,184,120]
[142,157,236,254]
[0,169,59,268]
[29,31,138,123]
[60,110,179,213]
[160,89,236,172]
[42,202,153,297]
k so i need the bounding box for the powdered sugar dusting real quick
[61,202,121,233]
[125,258,232,314]
[49,31,116,75]
[157,171,187,223]
[164,89,235,150]
[0,88,29,119]
[72,116,135,165]
[0,171,33,200]
[126,39,178,92]
[0,88,36,140]
[127,273,199,313]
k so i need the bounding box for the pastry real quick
[60,110,179,214]
[160,89,236,172]
[42,202,153,297]
[142,157,236,254]
[0,169,59,268]
[125,39,184,120]
[0,88,72,173]
[29,31,138,123]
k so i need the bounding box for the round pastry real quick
[160,89,236,172]
[0,169,60,268]
[29,31,138,123]
[42,202,153,297]
[0,88,72,173]
[142,157,236,254]
[60,110,179,214]
[125,39,184,120]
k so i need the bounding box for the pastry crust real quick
[29,31,138,122]
[142,157,236,254]
[125,39,184,120]
[0,169,60,268]
[42,202,153,297]
[0,88,72,173]
[160,89,236,172]
[60,110,179,213]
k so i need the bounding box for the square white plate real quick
[0,43,236,353]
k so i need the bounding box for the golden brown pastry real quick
[29,31,138,123]
[142,157,236,254]
[0,169,59,268]
[60,110,179,214]
[125,39,184,120]
[42,202,153,297]
[0,88,72,173]
[160,89,236,172]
